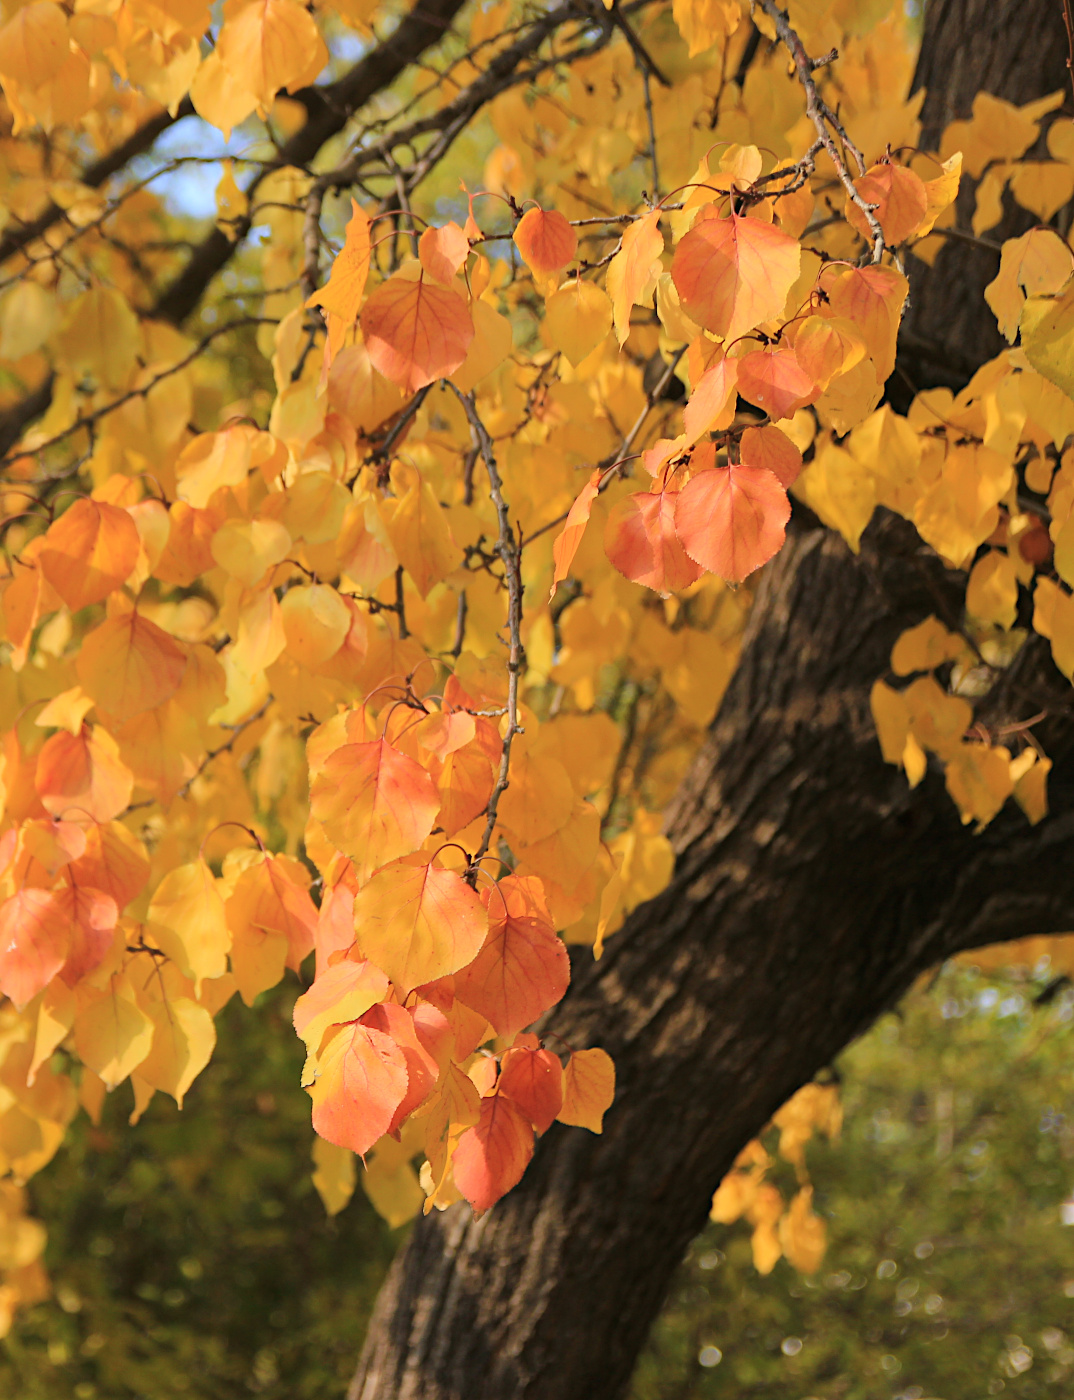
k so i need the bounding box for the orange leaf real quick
[739,425,802,487]
[418,222,470,284]
[361,1000,440,1131]
[453,894,569,1040]
[293,958,390,1054]
[0,888,68,1009]
[848,162,928,246]
[309,737,440,882]
[823,264,907,381]
[56,884,117,985]
[69,820,149,909]
[360,274,475,392]
[35,725,133,824]
[309,1020,409,1158]
[38,499,140,611]
[76,611,188,722]
[498,1044,563,1133]
[674,464,790,582]
[549,469,601,599]
[736,345,816,421]
[671,212,800,342]
[353,854,488,996]
[452,1092,534,1214]
[513,207,578,276]
[433,746,496,836]
[604,489,704,593]
[557,1046,615,1132]
[683,357,739,445]
[606,209,664,343]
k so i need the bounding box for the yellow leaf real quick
[606,210,664,345]
[34,686,94,736]
[944,742,1013,827]
[890,615,962,675]
[135,995,216,1107]
[1021,276,1074,400]
[56,285,143,391]
[916,152,962,238]
[557,1047,614,1132]
[147,861,231,993]
[210,518,292,587]
[353,854,488,996]
[311,1137,356,1216]
[381,476,463,599]
[215,159,248,240]
[965,549,1019,627]
[74,975,155,1090]
[778,1186,827,1274]
[984,230,1073,341]
[215,0,327,117]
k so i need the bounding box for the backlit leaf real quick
[452,1092,534,1214]
[353,855,488,997]
[675,465,791,582]
[671,212,800,342]
[360,275,475,392]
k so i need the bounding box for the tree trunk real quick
[350,4,1074,1397]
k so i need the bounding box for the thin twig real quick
[756,0,885,263]
[1063,0,1074,109]
[446,384,525,872]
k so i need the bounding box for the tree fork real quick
[350,1,1074,1395]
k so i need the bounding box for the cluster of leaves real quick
[636,952,1074,1400]
[0,0,1074,1336]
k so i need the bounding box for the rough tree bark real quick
[350,3,1074,1397]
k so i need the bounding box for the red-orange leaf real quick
[309,1020,409,1158]
[736,345,817,421]
[513,207,577,276]
[360,274,474,392]
[671,212,800,342]
[57,884,117,985]
[674,464,790,583]
[38,499,140,611]
[453,1092,535,1214]
[0,888,69,1009]
[549,469,601,600]
[76,611,187,722]
[604,489,704,593]
[35,726,133,824]
[309,737,440,882]
[69,820,149,910]
[498,1044,563,1133]
[453,904,569,1041]
[739,425,803,487]
[361,1000,440,1131]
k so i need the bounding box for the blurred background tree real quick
[6,951,1074,1400]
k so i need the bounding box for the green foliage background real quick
[5,959,1074,1399]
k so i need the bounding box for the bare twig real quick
[446,384,525,871]
[1063,0,1074,109]
[755,0,886,262]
